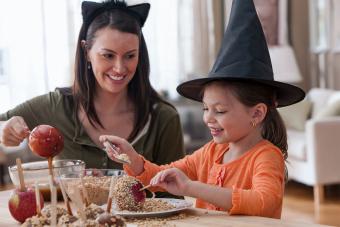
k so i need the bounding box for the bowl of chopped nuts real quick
[58,169,125,206]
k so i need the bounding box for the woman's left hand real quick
[150,168,191,196]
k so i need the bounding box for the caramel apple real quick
[8,187,44,223]
[28,125,64,158]
[9,158,45,223]
[113,176,146,211]
[96,213,126,227]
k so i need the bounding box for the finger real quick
[3,126,23,142]
[8,127,25,141]
[151,172,163,185]
[16,117,29,133]
[100,135,128,147]
[160,170,168,182]
[160,169,176,182]
[154,181,168,190]
[14,116,27,126]
[99,135,109,143]
[106,150,119,162]
[1,136,22,146]
[12,123,28,138]
[108,153,117,161]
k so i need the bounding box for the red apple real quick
[28,125,64,158]
[114,176,146,211]
[8,187,44,223]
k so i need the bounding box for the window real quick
[0,49,8,84]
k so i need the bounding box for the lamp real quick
[269,45,302,83]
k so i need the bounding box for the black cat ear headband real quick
[81,0,150,38]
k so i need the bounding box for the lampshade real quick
[269,45,302,83]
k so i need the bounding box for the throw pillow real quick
[278,99,312,131]
[315,99,340,119]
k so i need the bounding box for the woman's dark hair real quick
[207,80,288,179]
[73,9,165,141]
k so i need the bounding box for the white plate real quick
[108,198,193,218]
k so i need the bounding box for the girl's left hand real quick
[150,168,191,196]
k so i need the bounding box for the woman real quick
[0,0,185,191]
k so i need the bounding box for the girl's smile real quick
[209,126,224,137]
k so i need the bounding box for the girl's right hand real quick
[0,116,30,146]
[99,135,144,175]
[150,168,191,196]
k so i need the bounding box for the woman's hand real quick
[99,135,144,175]
[0,116,30,146]
[150,168,191,196]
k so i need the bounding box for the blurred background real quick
[0,0,339,107]
[1,0,340,226]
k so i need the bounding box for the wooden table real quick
[0,190,332,227]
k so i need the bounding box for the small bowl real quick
[59,169,125,206]
[8,159,85,200]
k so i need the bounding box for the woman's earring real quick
[87,63,91,70]
[251,121,257,127]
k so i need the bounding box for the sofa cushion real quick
[315,100,340,119]
[327,91,340,105]
[278,99,312,131]
[287,129,306,161]
[307,88,335,117]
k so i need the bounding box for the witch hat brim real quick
[177,77,305,107]
[176,0,305,107]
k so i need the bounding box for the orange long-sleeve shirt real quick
[124,139,285,218]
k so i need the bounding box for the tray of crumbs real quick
[106,198,193,218]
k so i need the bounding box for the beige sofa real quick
[279,88,340,211]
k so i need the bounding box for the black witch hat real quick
[177,0,305,107]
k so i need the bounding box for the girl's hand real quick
[99,135,144,175]
[0,116,30,146]
[150,168,191,196]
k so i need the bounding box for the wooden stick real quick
[34,181,41,216]
[139,184,151,192]
[48,176,57,226]
[106,175,115,213]
[75,187,86,221]
[59,180,73,215]
[16,158,25,191]
[80,175,89,206]
[47,156,54,181]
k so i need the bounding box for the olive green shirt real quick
[0,89,185,171]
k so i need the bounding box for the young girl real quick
[100,0,305,219]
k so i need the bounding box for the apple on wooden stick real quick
[8,158,44,223]
[28,124,64,178]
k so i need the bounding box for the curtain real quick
[0,0,80,113]
[224,0,288,46]
[144,0,222,99]
[0,0,223,110]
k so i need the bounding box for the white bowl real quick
[8,159,85,200]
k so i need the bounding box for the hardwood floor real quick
[282,181,340,226]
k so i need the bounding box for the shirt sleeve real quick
[124,145,206,191]
[229,149,285,218]
[0,92,60,130]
